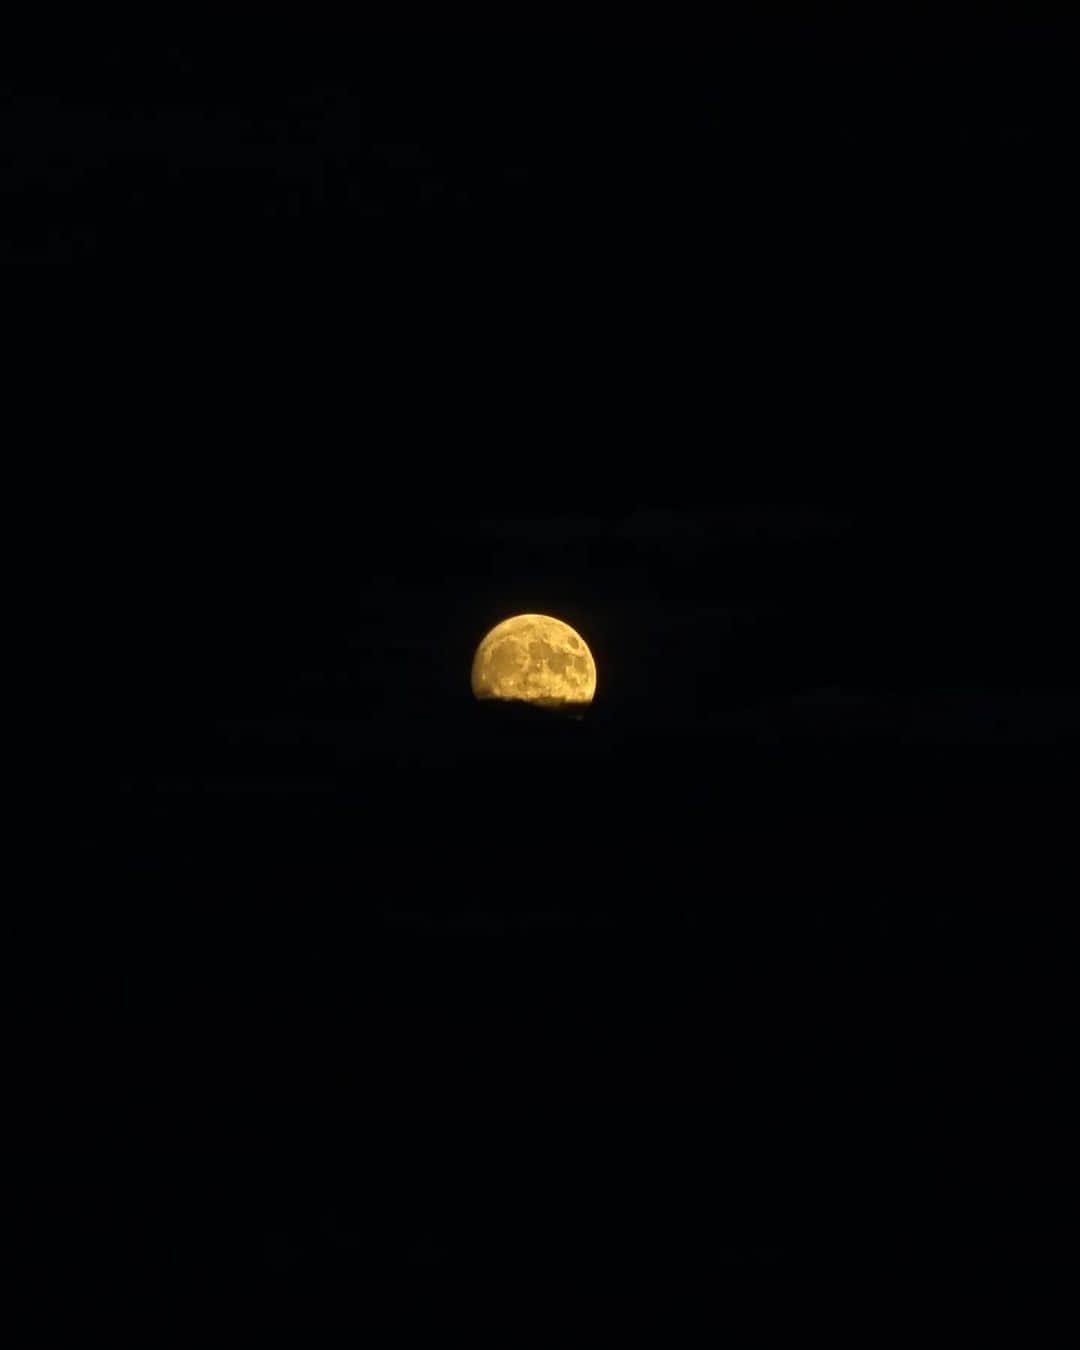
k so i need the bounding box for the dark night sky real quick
[17,10,1079,1323]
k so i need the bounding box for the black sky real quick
[19,10,1079,1319]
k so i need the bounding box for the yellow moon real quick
[471,614,597,708]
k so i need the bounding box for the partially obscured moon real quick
[471,614,597,708]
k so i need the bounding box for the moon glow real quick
[471,614,597,708]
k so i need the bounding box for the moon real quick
[471,614,597,708]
